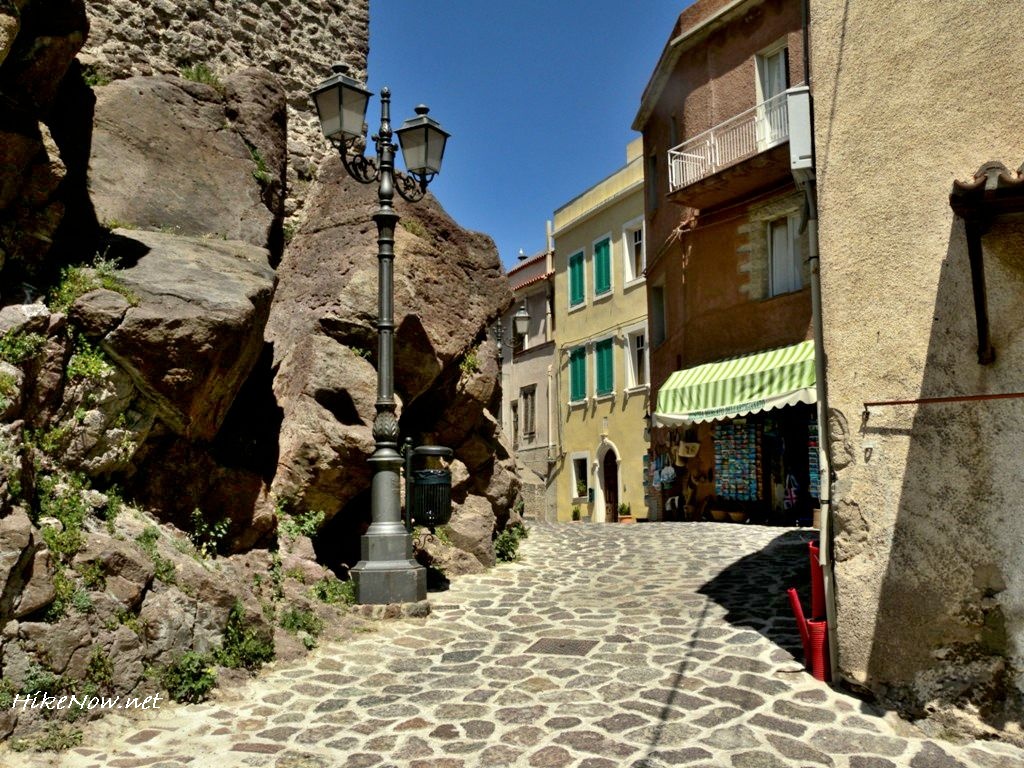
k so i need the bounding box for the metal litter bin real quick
[403,439,454,532]
[410,468,452,530]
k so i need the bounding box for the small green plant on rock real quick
[136,526,177,584]
[494,522,528,563]
[189,507,230,559]
[10,723,83,753]
[280,606,323,649]
[459,348,481,376]
[66,336,113,381]
[49,252,137,313]
[249,146,272,185]
[0,330,47,365]
[180,62,223,91]
[161,651,217,703]
[36,472,90,558]
[215,601,275,671]
[278,508,324,541]
[309,576,355,605]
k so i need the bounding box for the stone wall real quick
[80,0,369,216]
[812,0,1024,737]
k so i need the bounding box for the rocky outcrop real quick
[266,162,516,565]
[81,0,370,219]
[0,0,87,282]
[89,72,286,252]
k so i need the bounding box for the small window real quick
[569,346,587,402]
[568,251,585,307]
[593,237,612,296]
[623,218,645,283]
[572,454,589,499]
[521,385,536,439]
[627,330,647,387]
[595,338,614,396]
[510,401,519,449]
[768,215,802,296]
[650,284,667,347]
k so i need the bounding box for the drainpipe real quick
[803,181,839,684]
[799,0,838,684]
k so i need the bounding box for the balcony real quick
[667,87,801,209]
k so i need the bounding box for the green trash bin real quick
[410,468,452,530]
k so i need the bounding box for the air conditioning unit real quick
[787,85,815,184]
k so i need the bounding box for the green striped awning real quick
[655,340,816,425]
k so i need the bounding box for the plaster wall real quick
[552,176,647,523]
[811,0,1024,724]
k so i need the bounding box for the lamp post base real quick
[350,525,426,604]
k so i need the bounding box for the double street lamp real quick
[311,65,450,604]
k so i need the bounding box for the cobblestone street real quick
[9,522,1024,768]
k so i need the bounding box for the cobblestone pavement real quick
[9,522,1024,767]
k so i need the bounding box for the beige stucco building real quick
[498,249,556,520]
[812,0,1024,731]
[551,139,649,523]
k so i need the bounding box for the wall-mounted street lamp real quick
[311,65,450,605]
[494,300,530,352]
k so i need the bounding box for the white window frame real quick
[768,213,803,297]
[624,323,649,391]
[622,216,646,286]
[592,232,614,301]
[756,41,789,150]
[571,451,590,501]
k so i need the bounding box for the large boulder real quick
[88,71,286,251]
[100,229,276,441]
[266,161,513,534]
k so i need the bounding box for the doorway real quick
[603,450,619,522]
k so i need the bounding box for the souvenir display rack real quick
[713,422,762,501]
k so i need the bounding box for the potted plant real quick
[571,505,581,522]
[575,479,587,498]
[617,502,634,524]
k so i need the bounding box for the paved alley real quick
[8,522,1023,768]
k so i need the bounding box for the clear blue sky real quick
[368,1,689,270]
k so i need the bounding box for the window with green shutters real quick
[569,346,587,402]
[593,237,611,296]
[569,251,585,307]
[595,338,613,396]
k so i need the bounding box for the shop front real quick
[647,340,820,527]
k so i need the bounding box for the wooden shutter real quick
[569,252,584,306]
[596,339,613,395]
[570,347,586,401]
[594,239,611,295]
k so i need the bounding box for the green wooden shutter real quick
[594,238,611,295]
[596,339,613,395]
[569,252,584,306]
[570,347,586,401]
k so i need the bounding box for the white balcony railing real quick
[668,88,795,192]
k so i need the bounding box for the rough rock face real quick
[101,230,276,441]
[89,72,286,253]
[81,0,370,218]
[0,0,87,281]
[266,161,516,558]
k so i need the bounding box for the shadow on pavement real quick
[697,528,818,660]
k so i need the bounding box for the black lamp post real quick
[311,65,449,605]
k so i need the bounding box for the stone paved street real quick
[7,522,1024,768]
